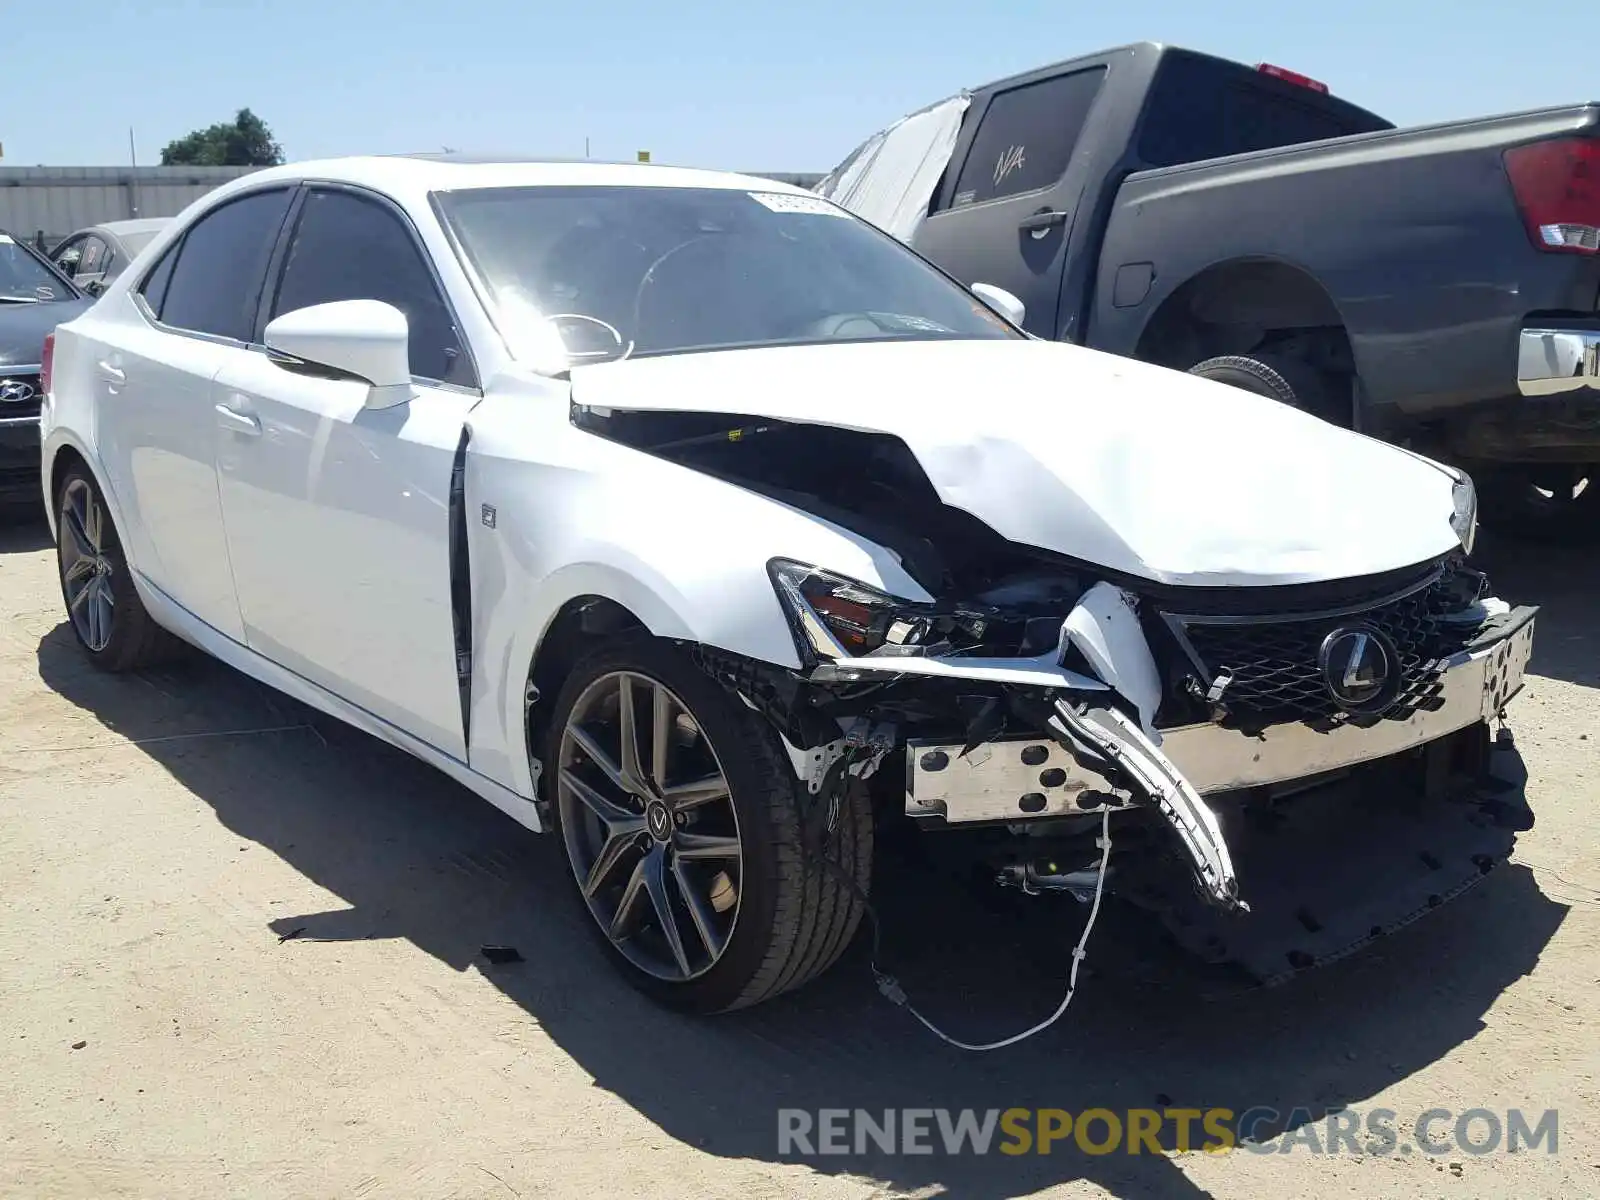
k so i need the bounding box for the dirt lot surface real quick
[1,509,1596,1199]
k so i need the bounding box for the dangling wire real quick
[869,807,1112,1051]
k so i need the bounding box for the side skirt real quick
[132,570,544,834]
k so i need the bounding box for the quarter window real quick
[270,189,471,385]
[946,68,1107,208]
[157,188,294,341]
[138,242,179,315]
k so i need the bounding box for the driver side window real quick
[270,189,473,387]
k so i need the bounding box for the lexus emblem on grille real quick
[1319,624,1399,713]
[0,379,36,403]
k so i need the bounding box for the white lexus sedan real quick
[41,157,1538,1016]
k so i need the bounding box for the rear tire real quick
[1476,463,1600,544]
[1188,351,1348,425]
[543,636,872,1013]
[54,464,180,671]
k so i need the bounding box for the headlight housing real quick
[768,560,994,661]
[1451,472,1478,555]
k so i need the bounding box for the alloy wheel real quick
[557,670,744,981]
[59,478,115,652]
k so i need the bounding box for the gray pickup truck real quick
[817,43,1600,540]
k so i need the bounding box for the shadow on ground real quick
[0,505,52,555]
[35,609,1572,1200]
[1473,531,1600,690]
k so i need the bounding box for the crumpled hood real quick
[569,337,1462,586]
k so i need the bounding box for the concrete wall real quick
[0,166,263,249]
[1,166,825,250]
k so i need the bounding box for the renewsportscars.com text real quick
[777,1106,1559,1157]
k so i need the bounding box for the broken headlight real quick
[768,560,994,660]
[1451,472,1478,555]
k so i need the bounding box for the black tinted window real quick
[159,189,293,339]
[271,189,469,385]
[1139,54,1391,168]
[138,243,178,314]
[948,68,1107,208]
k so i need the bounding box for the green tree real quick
[160,109,284,167]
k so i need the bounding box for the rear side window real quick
[269,188,471,386]
[77,236,108,277]
[946,68,1107,208]
[1139,54,1392,168]
[156,189,294,341]
[138,243,178,314]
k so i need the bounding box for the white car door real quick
[213,186,480,761]
[93,187,297,642]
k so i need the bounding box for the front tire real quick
[544,637,872,1013]
[54,465,179,671]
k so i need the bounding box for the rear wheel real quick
[54,465,179,670]
[1476,463,1600,544]
[545,637,871,1013]
[1188,351,1348,425]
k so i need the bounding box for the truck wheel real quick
[544,636,872,1013]
[1476,464,1599,544]
[1188,352,1347,425]
[54,465,180,671]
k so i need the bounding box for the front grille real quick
[1171,575,1471,727]
[0,372,41,421]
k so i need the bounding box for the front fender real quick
[460,385,930,800]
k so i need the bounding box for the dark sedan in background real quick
[1,233,89,508]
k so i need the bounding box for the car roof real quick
[91,218,171,237]
[202,155,813,205]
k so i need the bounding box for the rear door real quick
[94,187,296,641]
[913,65,1110,340]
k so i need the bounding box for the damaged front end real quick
[701,553,1537,986]
[568,397,1537,986]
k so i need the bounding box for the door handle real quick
[96,361,125,385]
[1018,209,1070,235]
[214,403,261,437]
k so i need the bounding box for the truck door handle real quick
[214,403,261,437]
[95,361,125,385]
[1018,209,1069,235]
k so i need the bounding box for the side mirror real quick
[970,282,1026,328]
[83,278,104,297]
[264,300,412,404]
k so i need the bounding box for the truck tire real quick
[1476,464,1600,545]
[1187,352,1347,425]
[544,636,872,1013]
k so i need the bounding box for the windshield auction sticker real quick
[747,192,849,217]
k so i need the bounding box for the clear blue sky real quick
[11,0,1595,171]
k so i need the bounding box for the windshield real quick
[434,185,1019,363]
[0,237,71,302]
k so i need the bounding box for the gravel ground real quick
[0,509,1595,1200]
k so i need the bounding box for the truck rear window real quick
[1138,52,1392,168]
[946,67,1108,207]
